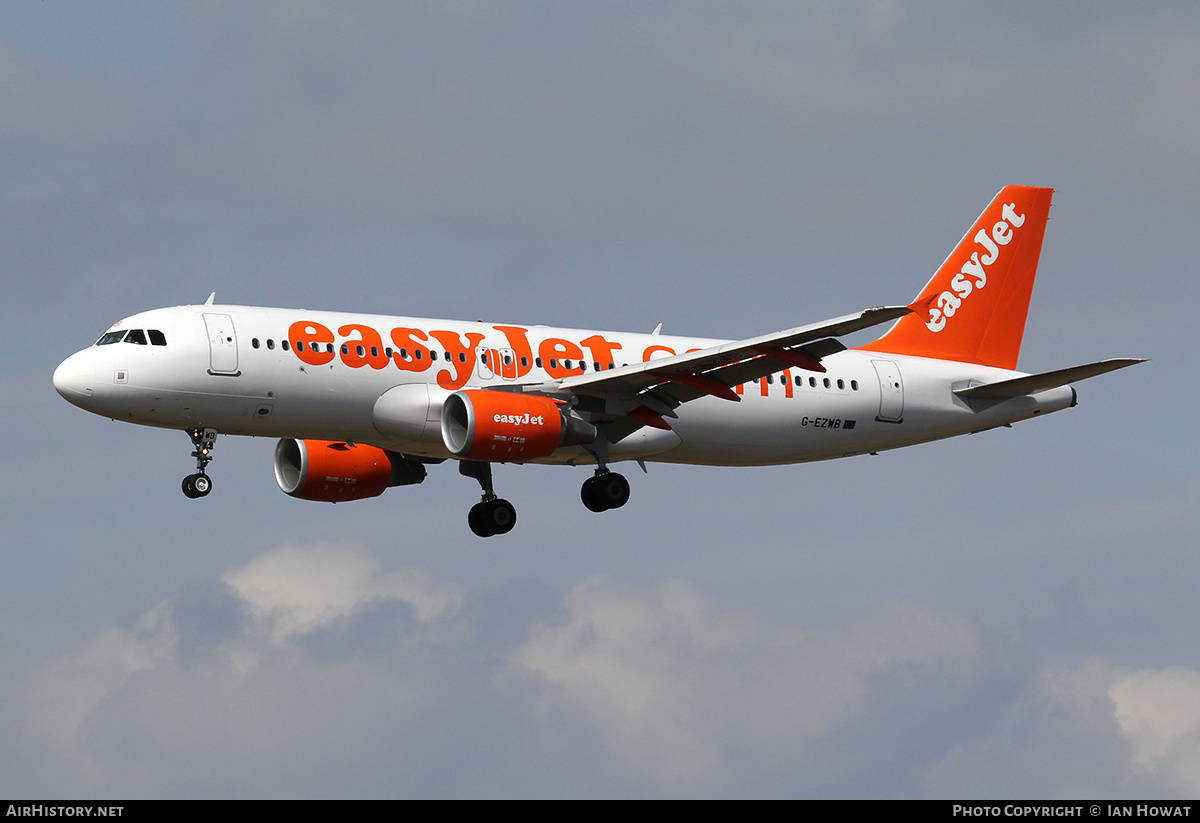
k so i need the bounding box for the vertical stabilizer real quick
[859,185,1053,370]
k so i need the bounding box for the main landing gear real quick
[580,469,630,513]
[457,455,630,537]
[181,427,217,499]
[460,461,516,538]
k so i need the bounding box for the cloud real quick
[1111,666,1200,796]
[13,542,1200,797]
[222,542,462,642]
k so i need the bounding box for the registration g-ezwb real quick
[54,187,1141,536]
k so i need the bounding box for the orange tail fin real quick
[858,185,1054,370]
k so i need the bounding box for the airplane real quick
[53,185,1142,537]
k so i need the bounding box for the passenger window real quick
[809,377,817,388]
[341,345,348,355]
[521,356,529,367]
[550,359,558,369]
[356,345,365,357]
[124,329,148,345]
[385,347,393,358]
[282,340,290,351]
[252,338,260,349]
[823,378,831,388]
[371,346,378,357]
[430,351,438,361]
[149,329,167,346]
[267,339,275,350]
[326,343,334,354]
[837,379,844,390]
[851,380,858,391]
[766,374,774,384]
[535,358,543,368]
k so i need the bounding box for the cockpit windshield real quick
[94,329,168,346]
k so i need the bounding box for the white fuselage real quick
[52,304,1075,467]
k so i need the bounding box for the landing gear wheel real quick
[598,472,629,509]
[468,502,491,537]
[182,473,211,499]
[468,499,517,537]
[489,499,516,535]
[581,472,629,512]
[581,476,608,512]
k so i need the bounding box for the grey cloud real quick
[14,543,1200,797]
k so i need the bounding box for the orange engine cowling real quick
[441,390,596,462]
[274,439,426,502]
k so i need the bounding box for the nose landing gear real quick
[181,427,217,499]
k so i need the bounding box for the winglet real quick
[860,186,1054,370]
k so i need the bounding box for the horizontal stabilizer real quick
[954,358,1145,400]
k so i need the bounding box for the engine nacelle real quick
[440,390,596,461]
[274,439,426,502]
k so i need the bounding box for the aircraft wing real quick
[530,306,911,437]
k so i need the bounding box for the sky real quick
[2,1,1198,798]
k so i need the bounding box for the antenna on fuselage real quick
[651,323,662,335]
[204,292,216,306]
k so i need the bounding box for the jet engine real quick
[440,390,596,461]
[274,439,427,502]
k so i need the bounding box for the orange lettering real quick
[581,334,622,369]
[493,326,534,378]
[429,329,486,389]
[538,338,585,378]
[338,324,391,370]
[390,328,432,372]
[290,321,335,366]
[642,344,676,362]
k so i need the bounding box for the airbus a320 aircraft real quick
[54,186,1141,536]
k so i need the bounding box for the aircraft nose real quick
[53,351,95,404]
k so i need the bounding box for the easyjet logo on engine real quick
[493,413,546,426]
[926,202,1026,332]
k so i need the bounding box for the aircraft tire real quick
[191,474,212,497]
[580,477,608,512]
[489,499,517,535]
[599,473,630,509]
[468,502,493,537]
[182,475,199,499]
